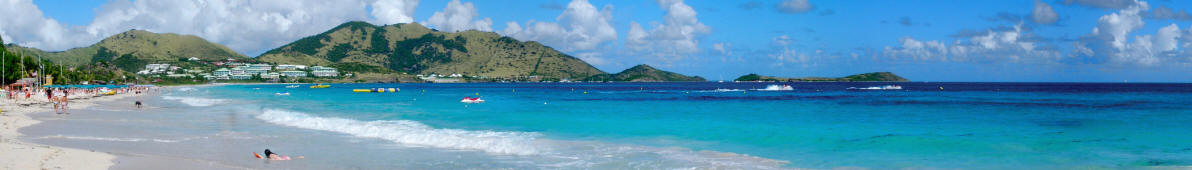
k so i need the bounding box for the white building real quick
[213,68,231,76]
[261,72,281,79]
[281,71,307,77]
[276,64,307,70]
[310,66,339,77]
[139,64,172,75]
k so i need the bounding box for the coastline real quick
[0,90,144,169]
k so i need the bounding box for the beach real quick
[0,89,132,170]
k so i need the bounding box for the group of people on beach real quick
[46,88,70,114]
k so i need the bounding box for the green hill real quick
[585,64,706,82]
[258,21,605,80]
[735,72,908,82]
[5,30,248,71]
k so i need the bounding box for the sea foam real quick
[162,96,226,107]
[256,109,543,155]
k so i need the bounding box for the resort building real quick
[281,70,307,77]
[311,66,339,77]
[138,64,172,75]
[276,64,307,70]
[261,72,281,79]
[213,68,231,76]
[230,74,252,80]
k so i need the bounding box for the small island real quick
[734,72,908,82]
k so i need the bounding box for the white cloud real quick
[1117,24,1181,65]
[776,0,813,14]
[1032,0,1059,24]
[372,0,419,25]
[883,37,948,61]
[884,24,1061,63]
[0,0,420,56]
[501,0,617,52]
[0,0,91,50]
[425,0,492,32]
[625,0,710,62]
[1091,0,1148,50]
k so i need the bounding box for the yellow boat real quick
[310,84,330,88]
[352,89,373,92]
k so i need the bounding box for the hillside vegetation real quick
[5,30,248,70]
[585,64,706,82]
[735,72,909,82]
[258,21,606,80]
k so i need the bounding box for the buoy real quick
[583,91,588,94]
[475,92,479,96]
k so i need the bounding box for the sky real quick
[2,0,1192,82]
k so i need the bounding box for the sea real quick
[22,82,1192,169]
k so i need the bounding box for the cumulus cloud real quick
[1063,0,1138,9]
[625,0,710,62]
[0,0,420,56]
[776,0,813,14]
[502,0,616,52]
[1071,0,1189,66]
[425,0,492,32]
[884,24,1060,63]
[0,0,93,51]
[1114,24,1181,65]
[1032,1,1059,24]
[372,0,419,25]
[501,0,616,65]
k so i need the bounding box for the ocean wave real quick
[256,109,543,155]
[756,85,794,91]
[38,135,183,143]
[162,96,226,107]
[694,89,746,92]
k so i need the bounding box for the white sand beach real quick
[0,90,143,170]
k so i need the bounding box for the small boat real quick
[310,84,330,88]
[285,85,300,88]
[460,97,485,103]
[275,92,290,96]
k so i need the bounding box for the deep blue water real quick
[161,82,1192,169]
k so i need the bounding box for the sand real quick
[0,90,142,170]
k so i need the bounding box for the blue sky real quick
[7,0,1192,82]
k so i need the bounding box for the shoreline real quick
[0,90,143,168]
[0,87,161,170]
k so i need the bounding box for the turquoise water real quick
[159,82,1192,168]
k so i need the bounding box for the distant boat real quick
[310,84,330,88]
[285,85,300,88]
[461,97,485,103]
[848,85,902,90]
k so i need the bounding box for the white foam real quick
[255,109,543,155]
[39,135,182,143]
[756,85,794,91]
[162,96,226,107]
[696,88,745,92]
